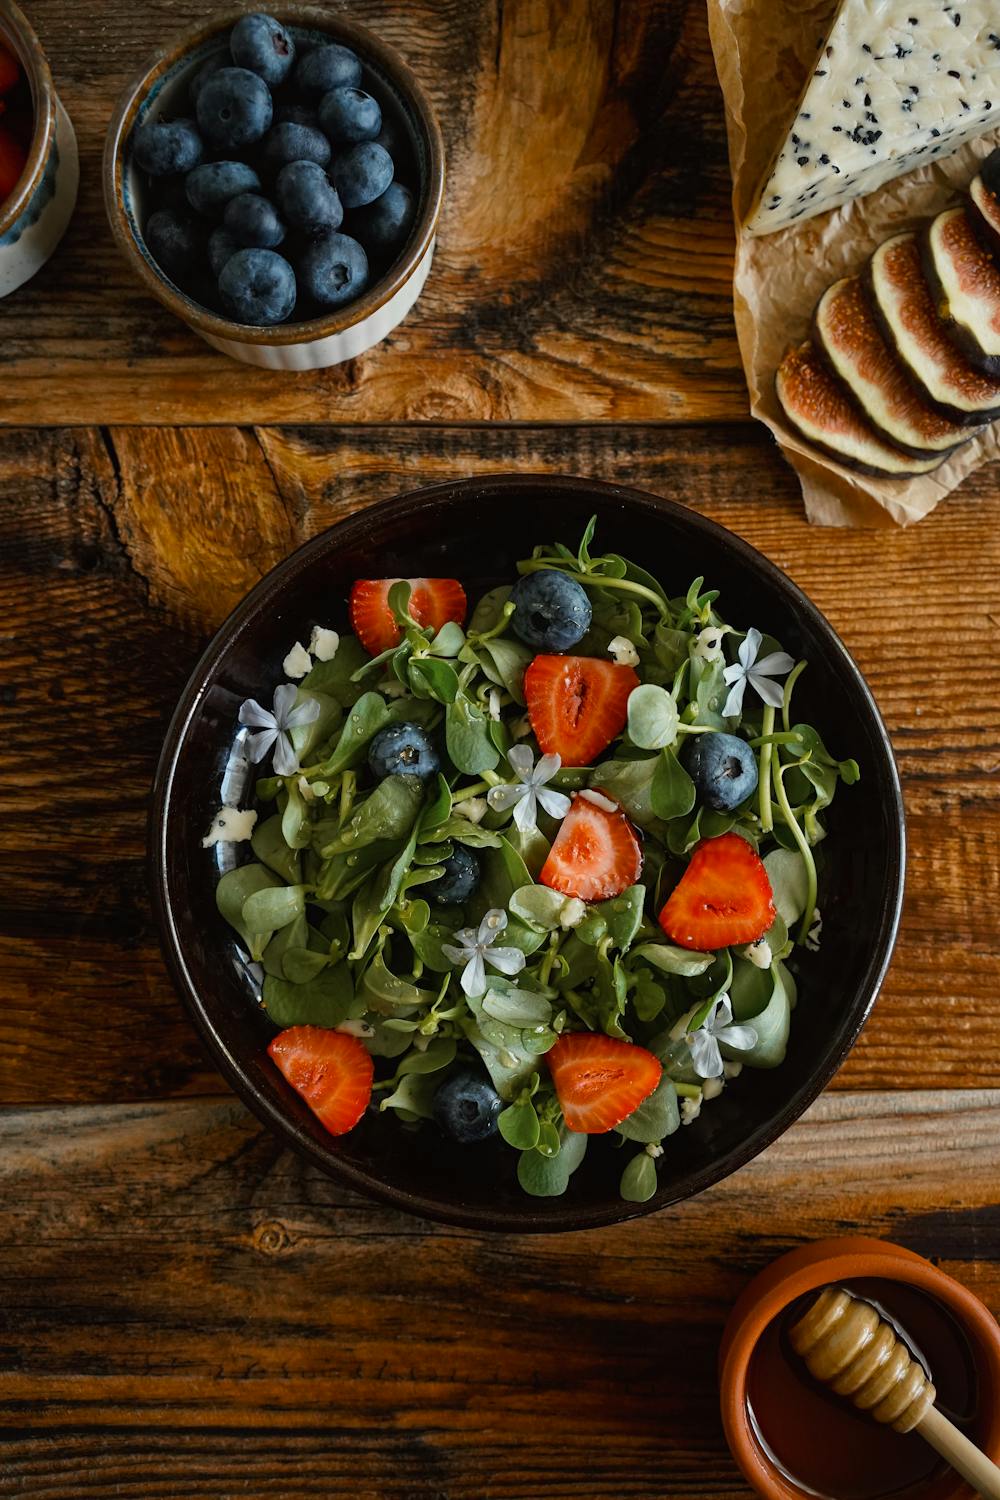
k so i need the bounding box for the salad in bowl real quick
[206,517,859,1204]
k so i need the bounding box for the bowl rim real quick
[102,3,445,345]
[0,0,56,240]
[149,474,907,1233]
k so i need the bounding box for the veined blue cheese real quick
[745,1,1000,235]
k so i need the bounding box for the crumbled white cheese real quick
[805,906,823,953]
[608,634,640,668]
[309,625,339,661]
[723,1059,743,1079]
[702,1075,725,1101]
[336,1018,375,1038]
[453,796,488,824]
[283,641,312,678]
[746,938,773,970]
[201,806,258,847]
[680,1096,702,1126]
[579,788,618,814]
[487,687,502,722]
[645,1142,664,1159]
[511,713,532,740]
[559,897,587,930]
[745,0,1000,235]
[692,626,728,663]
[381,677,409,698]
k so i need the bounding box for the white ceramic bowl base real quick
[199,235,435,369]
[0,96,78,298]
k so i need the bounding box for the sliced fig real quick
[775,342,947,478]
[814,277,970,458]
[922,207,1000,375]
[968,172,1000,261]
[867,233,1000,425]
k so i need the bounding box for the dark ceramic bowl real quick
[150,476,905,1232]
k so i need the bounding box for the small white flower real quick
[336,1018,375,1038]
[693,625,730,663]
[486,745,571,834]
[722,627,795,719]
[442,909,526,999]
[702,1075,725,1100]
[453,796,488,824]
[805,905,823,953]
[238,683,321,777]
[686,994,758,1079]
[309,625,340,662]
[680,1096,702,1125]
[283,641,312,679]
[608,634,640,668]
[645,1142,664,1159]
[201,805,257,847]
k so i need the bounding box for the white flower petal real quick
[487,783,527,812]
[722,678,747,719]
[718,1022,758,1053]
[739,627,762,670]
[507,743,535,779]
[460,951,487,998]
[452,926,479,950]
[238,698,277,731]
[272,731,300,777]
[512,790,539,833]
[711,994,733,1029]
[752,650,796,678]
[536,785,571,820]
[486,946,527,977]
[478,909,508,945]
[272,682,299,726]
[532,753,562,785]
[748,673,786,709]
[722,663,745,685]
[442,942,472,967]
[688,1029,724,1079]
[245,727,278,764]
[285,695,322,729]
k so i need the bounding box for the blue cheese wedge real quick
[745,1,1000,236]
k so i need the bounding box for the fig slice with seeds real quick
[775,342,947,478]
[867,233,1000,425]
[922,208,1000,376]
[814,277,971,458]
[968,171,1000,261]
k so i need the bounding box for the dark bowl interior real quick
[151,476,905,1233]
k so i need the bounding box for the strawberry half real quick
[540,790,642,902]
[268,1025,374,1137]
[658,832,775,951]
[524,654,638,766]
[349,577,467,658]
[548,1032,662,1134]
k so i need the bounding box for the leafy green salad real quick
[207,520,859,1202]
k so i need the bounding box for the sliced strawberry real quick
[0,124,26,201]
[540,790,642,902]
[524,654,638,766]
[348,577,467,658]
[548,1032,662,1134]
[268,1025,373,1137]
[658,832,774,951]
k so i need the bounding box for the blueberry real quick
[509,569,592,652]
[298,232,368,306]
[196,67,273,150]
[680,731,759,813]
[332,141,393,208]
[294,43,362,99]
[432,845,481,905]
[144,209,204,280]
[189,55,226,109]
[185,159,261,217]
[433,1068,502,1144]
[219,247,296,325]
[261,121,332,173]
[375,116,406,161]
[207,226,240,277]
[133,117,203,177]
[349,181,416,256]
[275,160,343,236]
[274,102,319,129]
[318,86,382,143]
[230,13,295,87]
[224,192,285,248]
[367,723,439,782]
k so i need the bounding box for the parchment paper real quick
[706,0,1000,527]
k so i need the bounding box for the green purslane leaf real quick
[241,883,306,935]
[380,1072,439,1120]
[763,847,811,926]
[631,941,715,977]
[482,987,553,1027]
[650,746,696,820]
[619,1151,659,1203]
[262,962,360,1028]
[320,691,391,776]
[517,1128,588,1197]
[445,691,501,775]
[322,775,424,857]
[509,884,582,932]
[216,863,284,960]
[302,635,370,705]
[627,683,680,751]
[498,1098,541,1150]
[590,756,659,829]
[251,814,302,885]
[408,655,460,704]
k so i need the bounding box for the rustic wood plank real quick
[0,1090,996,1499]
[1,423,998,1104]
[0,0,745,426]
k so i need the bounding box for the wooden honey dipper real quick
[790,1286,1000,1499]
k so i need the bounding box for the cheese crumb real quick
[702,1075,724,1101]
[201,806,258,847]
[645,1142,664,1159]
[723,1059,743,1080]
[381,677,409,698]
[487,687,502,722]
[559,898,587,930]
[680,1096,702,1126]
[309,625,339,662]
[336,1018,375,1038]
[579,788,617,814]
[747,938,772,970]
[283,641,311,678]
[454,796,488,824]
[608,634,640,667]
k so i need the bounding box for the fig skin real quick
[921,209,1000,379]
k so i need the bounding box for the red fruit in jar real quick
[0,124,26,200]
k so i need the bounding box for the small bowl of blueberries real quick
[103,7,444,369]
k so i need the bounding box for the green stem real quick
[467,602,516,646]
[452,778,490,803]
[518,559,671,620]
[674,1081,702,1099]
[758,706,775,834]
[747,731,806,749]
[782,660,808,734]
[772,758,818,944]
[674,722,716,736]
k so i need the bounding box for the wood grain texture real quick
[0,0,744,425]
[1,1089,997,1499]
[1,423,999,1104]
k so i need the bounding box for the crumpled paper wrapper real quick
[706,0,1000,526]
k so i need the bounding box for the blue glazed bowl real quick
[0,0,78,297]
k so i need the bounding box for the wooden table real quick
[2,3,999,1496]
